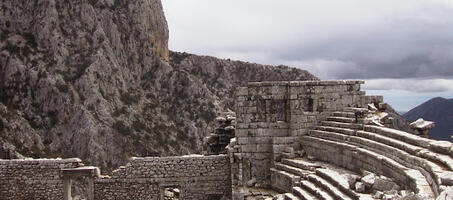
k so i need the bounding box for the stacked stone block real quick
[0,158,83,200]
[234,80,382,187]
[204,112,236,155]
[94,155,231,200]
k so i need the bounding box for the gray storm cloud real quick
[162,0,453,91]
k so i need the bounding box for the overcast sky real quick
[161,0,453,112]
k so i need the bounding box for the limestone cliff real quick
[0,0,317,170]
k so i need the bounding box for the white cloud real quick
[363,78,453,93]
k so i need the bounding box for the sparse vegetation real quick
[0,29,10,41]
[113,120,132,136]
[23,32,37,49]
[2,42,20,55]
[176,131,188,141]
[132,120,146,132]
[56,82,69,93]
[199,109,216,122]
[47,111,58,126]
[120,92,140,105]
[112,106,127,117]
[0,118,3,133]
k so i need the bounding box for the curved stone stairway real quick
[271,157,374,200]
[272,108,453,200]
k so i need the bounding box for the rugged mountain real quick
[0,0,317,170]
[404,97,453,141]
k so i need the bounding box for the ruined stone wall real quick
[94,155,231,200]
[234,80,382,186]
[0,155,231,199]
[0,158,83,200]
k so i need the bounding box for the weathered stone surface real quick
[440,171,453,186]
[373,191,384,199]
[355,182,366,193]
[410,118,436,130]
[436,187,453,200]
[362,173,376,187]
[373,175,400,191]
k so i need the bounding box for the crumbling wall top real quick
[246,80,364,87]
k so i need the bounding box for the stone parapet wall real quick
[0,158,83,200]
[94,155,231,200]
[234,80,382,186]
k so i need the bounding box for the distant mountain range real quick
[403,97,453,141]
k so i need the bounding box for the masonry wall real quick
[0,158,83,200]
[94,155,231,200]
[234,80,382,186]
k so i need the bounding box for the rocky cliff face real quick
[0,0,317,170]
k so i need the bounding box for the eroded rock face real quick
[0,0,170,170]
[0,0,317,170]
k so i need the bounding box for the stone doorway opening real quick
[62,167,100,200]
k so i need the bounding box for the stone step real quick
[309,130,349,141]
[282,158,322,171]
[333,111,356,118]
[315,168,359,200]
[275,163,314,179]
[271,168,301,192]
[355,130,423,156]
[298,136,435,199]
[292,186,318,200]
[299,180,334,200]
[320,121,363,130]
[326,116,360,124]
[364,125,431,149]
[315,126,355,136]
[307,174,353,200]
[309,129,443,191]
[344,107,369,113]
[327,116,365,124]
[406,169,436,199]
[364,126,453,171]
[284,192,301,200]
[281,152,296,159]
[356,130,453,172]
